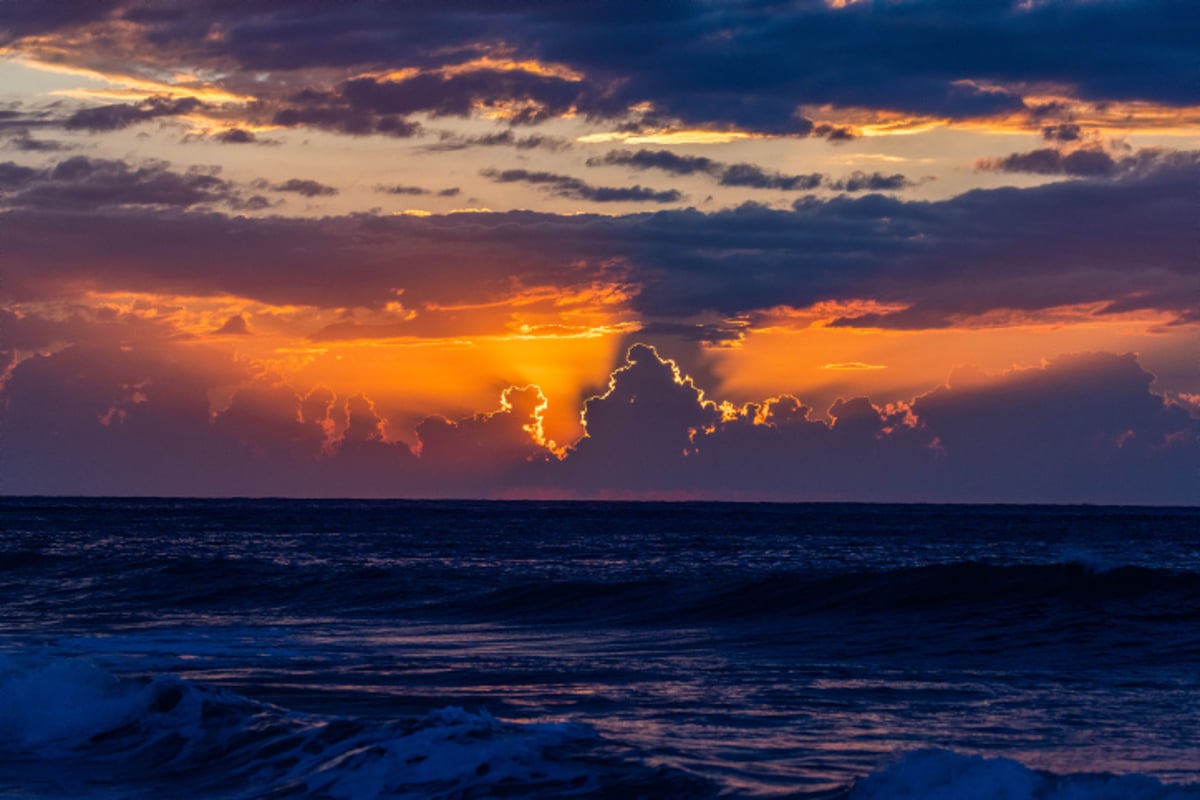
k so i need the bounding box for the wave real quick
[8,550,1200,629]
[462,561,1200,625]
[4,655,1197,799]
[0,654,716,799]
[849,749,1200,800]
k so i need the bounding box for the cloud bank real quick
[1,340,1194,503]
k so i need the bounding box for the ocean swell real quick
[0,654,715,799]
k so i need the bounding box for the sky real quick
[0,0,1197,503]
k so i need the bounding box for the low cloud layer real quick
[1,341,1194,503]
[3,153,1194,326]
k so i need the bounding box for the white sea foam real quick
[301,707,599,799]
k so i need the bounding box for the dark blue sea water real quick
[1,499,1198,799]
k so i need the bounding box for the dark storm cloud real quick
[591,150,912,193]
[480,168,682,203]
[0,0,124,44]
[0,156,261,211]
[12,2,1199,135]
[1,155,1197,324]
[63,96,206,132]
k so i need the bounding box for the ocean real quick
[0,498,1197,799]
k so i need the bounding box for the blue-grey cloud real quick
[0,334,1194,502]
[590,149,913,192]
[213,128,257,144]
[422,130,571,153]
[11,2,1199,136]
[268,177,338,197]
[480,168,682,203]
[1,154,1196,325]
[64,96,206,132]
[0,156,266,211]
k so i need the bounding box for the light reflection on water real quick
[28,617,1200,794]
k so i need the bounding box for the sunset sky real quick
[1,0,1197,502]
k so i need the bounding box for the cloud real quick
[4,132,70,152]
[1,154,1196,325]
[1041,123,1083,142]
[6,1,1200,140]
[213,128,258,144]
[977,147,1118,177]
[827,171,913,192]
[588,149,718,177]
[0,337,1195,502]
[976,146,1197,178]
[635,321,747,347]
[214,313,251,335]
[376,184,430,196]
[0,156,263,211]
[63,96,206,132]
[415,386,554,483]
[422,131,571,152]
[718,163,823,191]
[272,104,422,139]
[269,178,338,197]
[555,344,1199,503]
[270,68,591,136]
[481,168,682,203]
[562,344,722,487]
[591,149,912,192]
[0,162,40,188]
[909,352,1200,502]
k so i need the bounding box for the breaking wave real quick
[0,654,715,799]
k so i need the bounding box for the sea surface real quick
[0,498,1198,799]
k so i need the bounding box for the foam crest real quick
[0,655,711,798]
[0,654,197,750]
